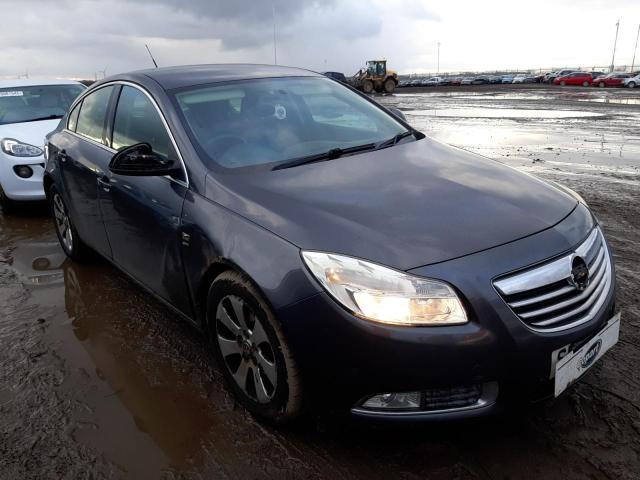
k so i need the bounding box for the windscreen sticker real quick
[0,91,24,97]
[274,104,287,120]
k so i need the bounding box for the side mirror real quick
[389,108,407,122]
[109,143,179,177]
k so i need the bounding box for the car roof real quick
[115,64,322,90]
[0,79,84,88]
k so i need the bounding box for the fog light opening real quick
[14,165,33,178]
[361,391,421,410]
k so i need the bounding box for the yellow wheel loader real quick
[349,60,398,94]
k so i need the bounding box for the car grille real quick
[493,227,612,332]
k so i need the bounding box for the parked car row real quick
[544,69,640,88]
[397,70,640,89]
[398,74,546,87]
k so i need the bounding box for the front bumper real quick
[276,204,617,419]
[0,152,46,201]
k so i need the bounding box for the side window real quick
[76,86,115,144]
[112,86,172,160]
[67,101,81,132]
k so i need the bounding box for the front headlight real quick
[1,138,44,157]
[301,251,468,326]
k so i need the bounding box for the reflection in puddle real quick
[5,239,294,478]
[406,108,604,119]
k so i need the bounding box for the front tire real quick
[560,81,566,86]
[49,186,92,262]
[598,82,605,88]
[628,81,636,88]
[383,78,396,93]
[206,271,303,424]
[362,80,374,94]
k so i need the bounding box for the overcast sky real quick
[1,0,639,79]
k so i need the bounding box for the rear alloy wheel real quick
[207,271,303,423]
[49,187,92,262]
[52,193,74,253]
[383,78,396,94]
[362,80,374,94]
[583,81,590,87]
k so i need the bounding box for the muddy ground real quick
[1,84,639,480]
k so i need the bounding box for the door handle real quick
[97,176,111,192]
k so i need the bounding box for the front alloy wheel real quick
[207,271,303,423]
[216,295,278,403]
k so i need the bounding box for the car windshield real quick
[0,84,86,125]
[173,76,408,170]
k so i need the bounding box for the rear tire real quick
[48,186,93,262]
[362,80,374,94]
[628,81,636,88]
[599,82,605,88]
[383,78,396,94]
[206,271,303,424]
[560,81,566,86]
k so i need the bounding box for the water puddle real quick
[577,97,640,105]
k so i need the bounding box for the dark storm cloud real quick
[0,0,383,77]
[131,0,334,23]
[127,0,337,48]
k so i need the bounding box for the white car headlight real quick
[301,251,468,326]
[1,138,44,157]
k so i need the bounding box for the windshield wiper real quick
[14,114,63,124]
[272,143,376,170]
[374,130,415,150]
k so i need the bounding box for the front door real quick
[98,85,192,316]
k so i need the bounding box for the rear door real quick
[98,84,192,315]
[58,85,117,258]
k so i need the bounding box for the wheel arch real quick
[196,258,243,333]
[43,173,54,201]
[182,194,322,336]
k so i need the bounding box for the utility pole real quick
[437,42,440,75]
[610,20,620,72]
[272,1,277,65]
[632,23,640,72]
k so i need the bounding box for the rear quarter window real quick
[67,102,82,132]
[75,86,115,145]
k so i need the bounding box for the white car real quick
[0,79,85,207]
[623,74,640,88]
[512,75,526,84]
[423,77,442,86]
